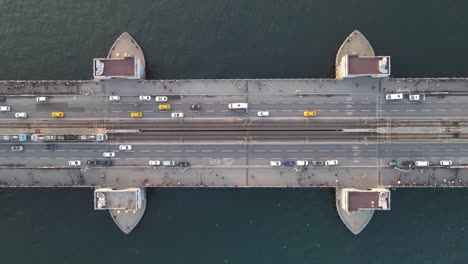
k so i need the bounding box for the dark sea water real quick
[1,0,468,263]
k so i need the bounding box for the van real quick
[0,106,10,111]
[228,103,248,110]
[415,161,430,167]
[162,160,176,167]
[385,93,403,100]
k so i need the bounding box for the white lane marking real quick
[40,157,49,159]
[361,110,371,112]
[221,150,233,152]
[390,110,400,112]
[26,157,35,159]
[254,150,266,152]
[185,150,197,152]
[140,150,150,152]
[201,150,213,152]
[405,109,416,112]
[319,150,330,152]
[285,150,298,152]
[70,150,79,152]
[56,157,65,159]
[436,109,446,111]
[170,150,182,153]
[421,109,431,112]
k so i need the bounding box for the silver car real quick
[155,96,168,102]
[325,160,339,166]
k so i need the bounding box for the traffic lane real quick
[0,96,107,119]
[0,142,378,167]
[381,96,468,118]
[105,93,378,118]
[1,142,467,164]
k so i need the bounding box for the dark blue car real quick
[282,161,295,167]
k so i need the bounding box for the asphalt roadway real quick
[1,78,468,187]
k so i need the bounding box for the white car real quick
[415,161,430,167]
[155,96,168,102]
[15,112,27,118]
[385,93,403,100]
[325,160,339,166]
[36,96,48,102]
[69,160,81,166]
[296,160,309,166]
[103,152,116,158]
[171,112,184,118]
[149,160,161,166]
[409,94,426,101]
[270,161,282,167]
[440,160,452,166]
[109,95,121,101]
[257,111,270,117]
[139,95,151,101]
[119,145,132,151]
[0,106,10,111]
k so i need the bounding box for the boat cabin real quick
[340,188,391,212]
[93,56,144,80]
[94,188,144,212]
[338,55,391,78]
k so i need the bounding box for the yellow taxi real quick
[130,112,143,118]
[51,112,64,118]
[158,104,171,111]
[303,111,317,117]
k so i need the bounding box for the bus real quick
[0,134,27,142]
[31,134,107,142]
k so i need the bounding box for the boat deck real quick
[335,30,375,79]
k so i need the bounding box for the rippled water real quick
[1,0,468,263]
